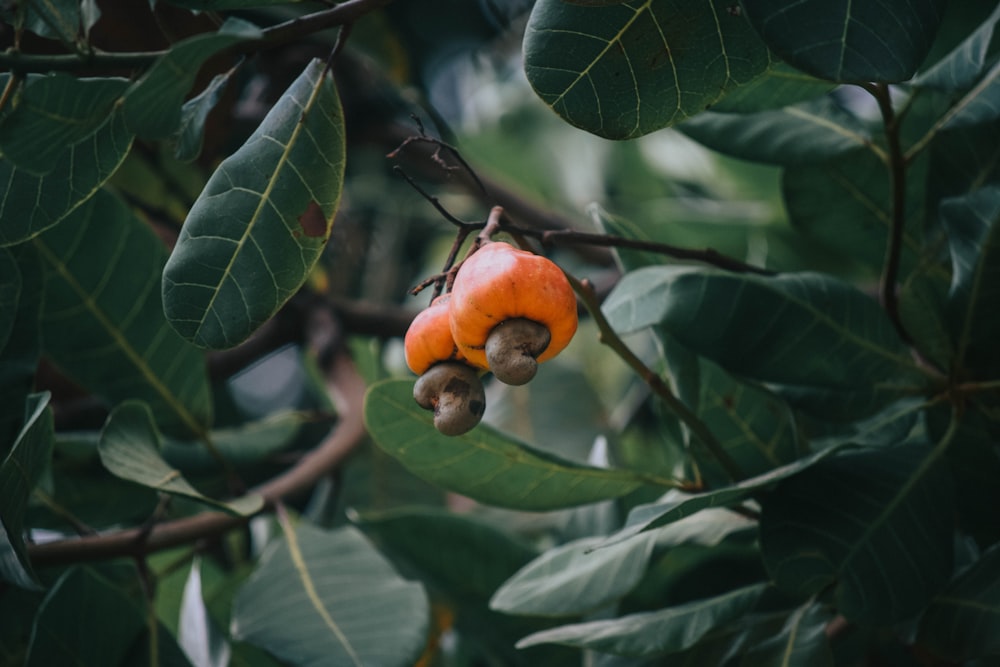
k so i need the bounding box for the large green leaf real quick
[490,532,658,617]
[0,393,53,589]
[98,401,263,516]
[516,582,769,656]
[680,97,874,166]
[783,149,930,276]
[689,358,801,485]
[603,267,922,417]
[364,379,664,511]
[35,188,212,437]
[162,409,305,473]
[741,0,946,83]
[0,75,129,175]
[231,522,429,667]
[163,58,346,350]
[0,106,133,246]
[916,3,1000,90]
[122,18,262,140]
[25,567,146,667]
[8,0,79,42]
[760,441,954,624]
[916,543,1000,661]
[941,186,1000,375]
[522,0,772,139]
[602,444,847,547]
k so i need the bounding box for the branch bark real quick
[27,350,369,568]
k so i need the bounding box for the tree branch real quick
[863,82,913,345]
[0,0,393,74]
[27,349,368,568]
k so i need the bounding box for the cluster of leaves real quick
[0,0,998,666]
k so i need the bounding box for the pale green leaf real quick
[741,0,946,82]
[490,532,658,617]
[364,379,663,511]
[602,444,847,547]
[0,393,52,589]
[760,442,954,624]
[175,69,236,162]
[709,62,834,113]
[523,0,772,139]
[35,188,213,437]
[122,18,262,140]
[916,3,1000,90]
[0,107,133,246]
[516,582,769,656]
[98,401,263,516]
[231,522,429,667]
[163,58,346,349]
[0,75,129,175]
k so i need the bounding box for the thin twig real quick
[862,82,914,345]
[392,166,480,229]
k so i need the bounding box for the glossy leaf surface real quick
[35,188,212,437]
[523,0,771,139]
[364,379,660,511]
[232,522,429,667]
[163,59,346,349]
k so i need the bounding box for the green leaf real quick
[0,246,42,450]
[364,379,659,511]
[917,543,1000,661]
[175,69,236,162]
[162,410,304,473]
[0,248,19,353]
[98,401,263,516]
[163,58,346,349]
[603,267,921,417]
[0,106,133,246]
[741,0,946,83]
[122,18,262,140]
[231,522,429,667]
[942,185,1000,375]
[178,557,231,667]
[708,62,834,113]
[0,393,53,589]
[691,359,801,485]
[740,600,834,667]
[680,97,874,166]
[899,268,953,371]
[589,203,663,271]
[523,0,772,139]
[0,74,129,175]
[934,60,1000,132]
[515,582,769,656]
[12,0,79,43]
[782,149,930,276]
[25,567,147,667]
[35,188,212,437]
[916,3,1000,90]
[165,0,300,8]
[602,444,847,547]
[490,532,658,617]
[760,442,955,624]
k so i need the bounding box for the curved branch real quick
[27,350,369,568]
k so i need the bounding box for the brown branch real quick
[27,350,368,568]
[0,0,393,74]
[863,82,914,345]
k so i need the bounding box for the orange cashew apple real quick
[404,294,486,436]
[449,241,577,385]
